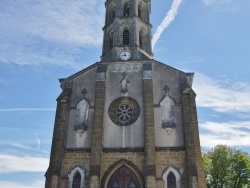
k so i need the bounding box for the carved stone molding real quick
[107,63,143,72]
[103,147,144,153]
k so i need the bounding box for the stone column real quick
[45,86,72,188]
[180,83,206,188]
[142,63,156,188]
[89,65,106,188]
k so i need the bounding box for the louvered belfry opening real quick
[138,5,142,18]
[124,4,130,16]
[123,29,130,45]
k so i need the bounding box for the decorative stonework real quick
[75,89,89,135]
[120,72,129,94]
[107,63,143,72]
[108,97,140,126]
[160,85,176,134]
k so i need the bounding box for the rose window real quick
[116,104,134,122]
[109,97,140,126]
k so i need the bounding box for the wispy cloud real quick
[0,181,44,188]
[203,0,232,6]
[0,0,105,66]
[0,154,49,173]
[0,108,55,112]
[193,73,250,115]
[200,121,250,148]
[152,0,183,49]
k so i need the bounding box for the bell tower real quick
[101,0,153,62]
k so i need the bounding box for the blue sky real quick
[0,0,250,187]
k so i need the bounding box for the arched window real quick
[167,172,176,188]
[73,172,81,188]
[107,166,141,188]
[124,4,130,16]
[68,166,85,188]
[162,166,181,188]
[138,5,142,19]
[123,29,130,45]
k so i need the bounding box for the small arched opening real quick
[123,29,130,45]
[124,3,130,16]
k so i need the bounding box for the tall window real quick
[73,172,81,188]
[162,166,180,188]
[124,4,130,16]
[167,172,176,188]
[123,29,130,45]
[138,5,142,18]
[68,167,85,188]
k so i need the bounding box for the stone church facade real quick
[45,0,206,187]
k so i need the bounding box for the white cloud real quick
[193,73,250,115]
[0,181,44,188]
[0,154,49,173]
[203,0,232,6]
[152,0,183,49]
[0,0,105,46]
[200,121,250,148]
[0,141,33,151]
[0,0,105,66]
[0,108,55,112]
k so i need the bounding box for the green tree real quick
[202,145,250,188]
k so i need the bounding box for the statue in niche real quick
[120,72,129,94]
[75,89,89,135]
[160,85,176,134]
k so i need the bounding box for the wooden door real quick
[107,166,141,188]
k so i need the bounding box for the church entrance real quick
[107,166,141,188]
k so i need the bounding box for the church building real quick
[45,0,206,187]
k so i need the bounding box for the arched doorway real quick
[107,165,141,188]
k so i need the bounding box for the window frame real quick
[162,166,181,188]
[68,166,85,188]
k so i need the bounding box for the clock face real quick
[119,51,131,60]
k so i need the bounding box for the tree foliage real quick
[202,145,250,188]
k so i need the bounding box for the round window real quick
[108,97,140,126]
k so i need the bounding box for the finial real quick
[81,88,87,99]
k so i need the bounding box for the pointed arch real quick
[162,166,181,188]
[123,29,130,45]
[68,166,86,188]
[102,159,144,188]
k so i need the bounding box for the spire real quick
[101,0,153,62]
